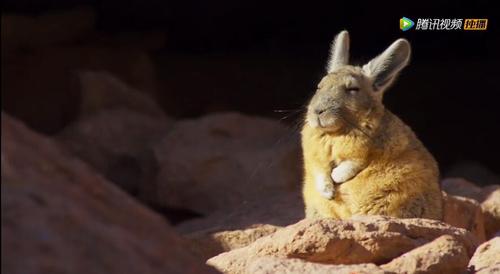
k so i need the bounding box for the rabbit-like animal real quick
[302,30,443,220]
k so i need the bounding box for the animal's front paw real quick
[315,173,335,199]
[331,161,359,183]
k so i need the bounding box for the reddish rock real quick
[381,235,469,274]
[1,113,217,274]
[442,178,500,240]
[468,237,500,273]
[481,186,500,240]
[247,257,389,274]
[207,216,478,274]
[57,107,172,196]
[443,192,486,242]
[76,70,165,117]
[177,192,304,259]
[186,224,282,261]
[56,71,171,196]
[153,112,302,214]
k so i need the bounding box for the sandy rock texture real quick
[247,257,390,274]
[468,237,500,273]
[177,192,304,259]
[380,235,469,274]
[207,216,478,274]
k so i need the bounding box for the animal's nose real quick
[315,108,328,115]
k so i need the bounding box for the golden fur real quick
[302,31,443,220]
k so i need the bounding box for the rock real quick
[442,178,500,239]
[247,257,389,274]
[153,112,302,214]
[442,192,486,242]
[468,237,500,273]
[442,178,484,201]
[381,235,469,274]
[2,46,158,133]
[1,113,217,274]
[1,7,95,55]
[77,70,165,117]
[177,192,304,259]
[186,224,281,261]
[207,216,478,274]
[481,186,500,240]
[475,264,500,274]
[57,108,172,197]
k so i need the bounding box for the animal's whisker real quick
[273,109,302,113]
[247,106,306,182]
[274,108,305,121]
[335,108,375,141]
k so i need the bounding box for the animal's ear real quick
[326,30,350,73]
[362,39,411,93]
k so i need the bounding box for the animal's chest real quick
[318,137,356,165]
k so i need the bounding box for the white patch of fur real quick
[315,172,334,199]
[331,160,360,183]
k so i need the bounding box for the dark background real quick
[2,0,499,175]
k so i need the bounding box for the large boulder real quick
[1,113,217,274]
[207,216,479,274]
[153,112,302,214]
[57,71,171,197]
[57,108,171,197]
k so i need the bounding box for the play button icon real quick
[400,17,415,31]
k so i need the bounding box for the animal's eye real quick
[346,87,360,95]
